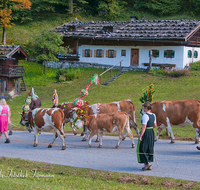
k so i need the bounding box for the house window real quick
[106,50,116,58]
[108,50,114,58]
[194,51,198,58]
[164,50,175,58]
[83,49,92,57]
[97,49,102,57]
[188,50,192,58]
[149,50,159,58]
[121,50,126,56]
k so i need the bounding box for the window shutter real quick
[190,51,192,58]
[149,50,150,57]
[90,50,92,57]
[106,50,108,58]
[156,50,159,57]
[194,51,196,58]
[94,50,97,57]
[82,50,85,57]
[172,50,175,58]
[164,50,167,58]
[102,50,104,57]
[197,51,198,58]
[188,50,190,58]
[114,50,116,58]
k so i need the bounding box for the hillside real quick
[8,61,200,141]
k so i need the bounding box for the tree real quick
[0,0,32,45]
[28,31,70,74]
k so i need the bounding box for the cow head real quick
[75,118,84,129]
[20,111,26,126]
[71,106,89,128]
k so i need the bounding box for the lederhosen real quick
[137,113,155,164]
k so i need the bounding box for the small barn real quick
[55,19,200,69]
[0,45,29,95]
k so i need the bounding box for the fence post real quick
[111,68,112,77]
[18,78,21,95]
[15,79,17,94]
[120,61,121,70]
[101,75,102,84]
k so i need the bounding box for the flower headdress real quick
[72,105,89,126]
[73,73,100,107]
[52,89,58,106]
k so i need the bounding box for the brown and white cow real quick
[72,99,139,141]
[20,108,66,150]
[52,101,90,135]
[142,99,200,144]
[75,112,135,148]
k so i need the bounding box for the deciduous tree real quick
[0,0,32,45]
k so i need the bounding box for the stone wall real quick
[43,60,124,70]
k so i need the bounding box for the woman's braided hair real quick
[143,102,152,110]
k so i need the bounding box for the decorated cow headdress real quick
[73,73,100,107]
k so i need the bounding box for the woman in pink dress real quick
[0,98,10,143]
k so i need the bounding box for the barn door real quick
[130,49,139,66]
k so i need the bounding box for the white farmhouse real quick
[55,19,200,69]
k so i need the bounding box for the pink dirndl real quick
[0,106,8,133]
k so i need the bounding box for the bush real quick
[190,61,200,70]
[56,68,81,81]
[149,68,190,77]
[166,69,190,77]
[149,68,166,77]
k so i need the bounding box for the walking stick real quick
[154,148,158,167]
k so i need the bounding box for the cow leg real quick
[115,129,123,149]
[155,127,163,142]
[126,128,135,148]
[88,130,97,148]
[56,129,66,150]
[70,122,77,135]
[166,119,175,143]
[61,123,66,138]
[32,127,38,147]
[195,128,200,144]
[95,133,100,142]
[82,129,90,141]
[48,131,57,148]
[98,131,103,148]
[129,120,140,138]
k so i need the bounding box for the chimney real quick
[130,16,138,21]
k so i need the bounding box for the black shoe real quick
[4,139,10,143]
[196,146,200,150]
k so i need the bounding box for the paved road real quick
[0,131,199,182]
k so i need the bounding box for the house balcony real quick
[0,65,24,78]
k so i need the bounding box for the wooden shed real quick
[0,45,29,95]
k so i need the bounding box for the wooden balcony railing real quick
[0,65,24,77]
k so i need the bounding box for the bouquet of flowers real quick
[139,84,155,103]
[139,84,155,116]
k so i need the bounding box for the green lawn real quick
[8,60,200,141]
[0,157,199,190]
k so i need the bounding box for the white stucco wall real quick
[79,45,200,69]
[183,46,200,67]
